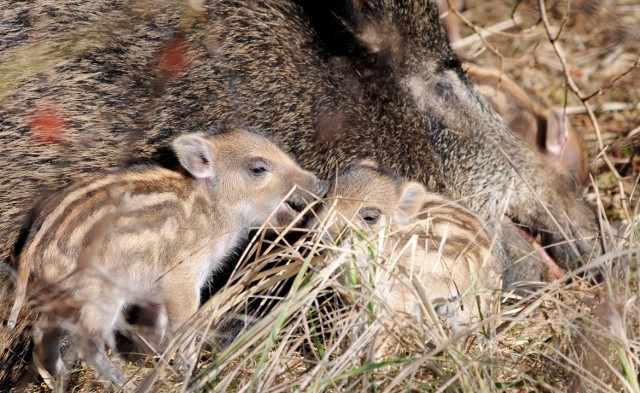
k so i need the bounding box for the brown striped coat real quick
[317,161,500,357]
[7,128,328,387]
[387,192,501,334]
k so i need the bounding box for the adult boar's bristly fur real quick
[1,0,601,386]
[0,0,446,266]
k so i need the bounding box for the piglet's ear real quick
[393,181,427,225]
[172,134,216,179]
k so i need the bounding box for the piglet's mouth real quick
[282,197,307,217]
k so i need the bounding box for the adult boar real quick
[0,0,598,305]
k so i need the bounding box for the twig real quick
[584,58,638,101]
[563,102,640,116]
[537,0,632,222]
[451,15,524,50]
[446,0,506,79]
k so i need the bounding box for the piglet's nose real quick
[316,179,331,198]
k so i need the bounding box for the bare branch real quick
[537,0,632,222]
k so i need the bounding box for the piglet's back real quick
[21,166,211,278]
[411,192,497,270]
[391,192,501,328]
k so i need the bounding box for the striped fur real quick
[390,192,501,334]
[317,161,501,358]
[7,128,328,388]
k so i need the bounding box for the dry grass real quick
[72,221,637,392]
[19,216,640,392]
[6,0,640,392]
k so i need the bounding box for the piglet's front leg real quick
[162,272,203,370]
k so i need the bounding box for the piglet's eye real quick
[360,208,381,226]
[248,158,270,176]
